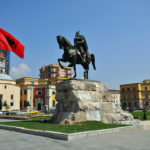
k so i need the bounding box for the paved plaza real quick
[0,129,150,150]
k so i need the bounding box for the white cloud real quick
[10,63,31,79]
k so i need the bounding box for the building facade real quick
[16,77,67,111]
[40,64,72,79]
[0,77,20,111]
[0,49,10,74]
[108,90,120,105]
[120,80,150,110]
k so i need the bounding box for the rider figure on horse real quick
[74,31,89,64]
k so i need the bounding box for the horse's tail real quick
[91,54,96,70]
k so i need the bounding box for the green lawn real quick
[130,111,150,120]
[30,116,51,121]
[0,120,127,134]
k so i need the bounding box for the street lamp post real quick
[47,96,50,112]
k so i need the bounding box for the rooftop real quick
[0,74,13,80]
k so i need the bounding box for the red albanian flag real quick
[0,28,25,59]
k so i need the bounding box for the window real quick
[52,91,56,95]
[36,89,42,95]
[20,101,22,108]
[30,81,34,85]
[127,88,130,99]
[145,87,148,99]
[38,90,42,95]
[133,87,136,99]
[24,101,27,107]
[11,95,13,99]
[52,100,55,107]
[122,88,125,100]
[145,102,149,106]
[134,94,136,99]
[10,100,14,106]
[4,85,7,89]
[24,90,27,95]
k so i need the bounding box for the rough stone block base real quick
[50,79,135,125]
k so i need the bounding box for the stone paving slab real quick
[140,121,150,125]
[0,124,144,141]
[139,121,150,129]
[1,129,150,150]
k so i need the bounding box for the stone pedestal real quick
[50,79,136,125]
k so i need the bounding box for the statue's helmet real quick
[75,31,80,36]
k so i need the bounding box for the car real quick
[50,108,56,114]
[29,110,39,114]
[132,107,137,110]
[17,110,29,115]
[124,107,129,110]
[0,111,3,115]
[6,109,20,115]
[136,107,143,110]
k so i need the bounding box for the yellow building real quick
[120,80,150,110]
[16,77,67,111]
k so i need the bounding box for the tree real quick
[0,99,2,110]
[129,107,133,112]
[3,101,7,107]
[3,101,10,111]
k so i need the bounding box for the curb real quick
[0,124,144,141]
[0,116,29,120]
[0,124,68,140]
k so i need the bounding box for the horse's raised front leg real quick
[58,58,65,69]
[73,64,77,78]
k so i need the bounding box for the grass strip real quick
[0,121,127,134]
[130,111,150,120]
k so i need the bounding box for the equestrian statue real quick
[57,31,96,79]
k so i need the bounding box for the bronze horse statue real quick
[57,35,96,79]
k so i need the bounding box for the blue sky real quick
[1,0,150,89]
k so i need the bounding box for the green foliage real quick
[5,105,10,110]
[31,116,51,121]
[131,111,150,120]
[129,107,133,112]
[3,101,10,111]
[3,101,7,107]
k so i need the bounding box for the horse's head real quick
[56,35,72,50]
[56,35,64,49]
